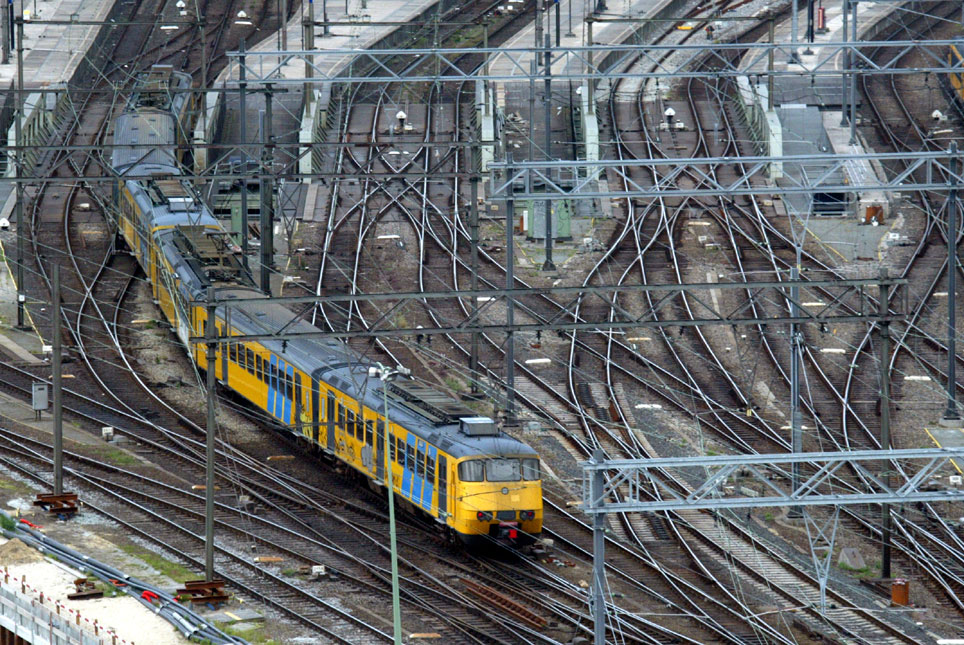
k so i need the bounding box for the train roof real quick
[129,65,193,113]
[154,225,253,292]
[215,287,535,459]
[111,111,180,175]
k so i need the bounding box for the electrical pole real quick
[505,158,516,421]
[789,0,799,63]
[943,141,961,424]
[483,22,490,116]
[1,0,9,64]
[788,244,803,519]
[261,85,275,295]
[281,0,288,50]
[15,15,25,330]
[239,40,250,272]
[205,287,217,581]
[374,366,403,645]
[804,0,815,55]
[840,0,849,127]
[848,0,857,145]
[305,0,315,97]
[586,18,594,116]
[198,13,208,142]
[878,268,892,578]
[768,13,775,111]
[52,264,63,495]
[554,0,560,46]
[469,143,481,397]
[542,33,555,271]
[591,449,606,645]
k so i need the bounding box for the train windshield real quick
[486,459,520,482]
[458,458,541,482]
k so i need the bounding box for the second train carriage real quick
[943,42,964,117]
[110,67,543,546]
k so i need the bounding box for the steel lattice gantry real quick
[186,275,906,343]
[485,149,964,201]
[582,449,964,643]
[225,39,963,83]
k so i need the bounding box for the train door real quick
[268,356,278,419]
[401,435,413,500]
[294,372,303,433]
[326,391,336,451]
[217,323,227,382]
[311,379,320,446]
[365,419,375,475]
[284,365,294,425]
[411,439,423,504]
[375,420,385,481]
[437,454,448,519]
[423,445,436,510]
[149,244,158,299]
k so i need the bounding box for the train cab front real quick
[452,454,543,548]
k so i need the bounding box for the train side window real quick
[406,443,415,472]
[229,343,237,364]
[345,409,355,438]
[246,348,255,373]
[416,445,425,478]
[458,460,484,482]
[365,420,373,446]
[338,404,346,432]
[294,373,302,408]
[256,355,264,381]
[522,458,541,480]
[389,434,396,462]
[426,452,435,483]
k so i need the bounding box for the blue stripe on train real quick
[422,445,436,510]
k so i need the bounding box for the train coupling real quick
[497,521,520,540]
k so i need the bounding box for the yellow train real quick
[110,67,543,546]
[944,43,964,115]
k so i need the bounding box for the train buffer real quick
[176,579,230,606]
[33,492,79,517]
[67,578,103,600]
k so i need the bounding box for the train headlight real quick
[477,511,492,521]
[522,511,535,521]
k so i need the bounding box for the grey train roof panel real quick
[111,111,180,175]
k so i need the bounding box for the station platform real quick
[0,0,116,219]
[738,0,896,224]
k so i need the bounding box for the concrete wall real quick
[5,88,69,178]
[733,76,782,179]
[0,574,106,645]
